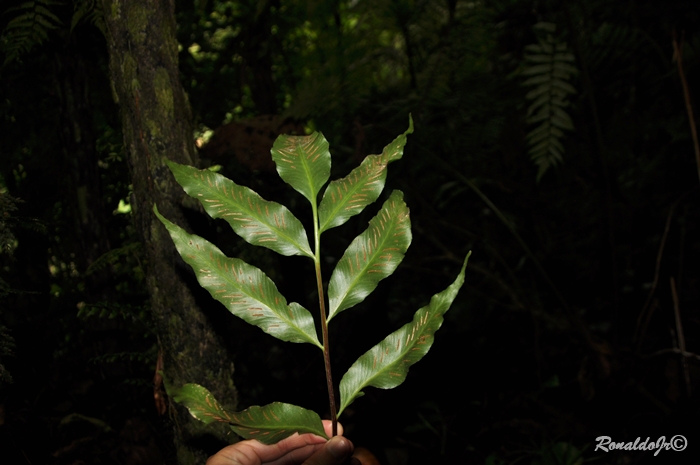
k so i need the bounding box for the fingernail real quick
[327,436,351,459]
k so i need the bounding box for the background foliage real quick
[1,0,699,464]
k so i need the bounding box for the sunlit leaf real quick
[318,115,413,232]
[271,132,331,204]
[166,160,313,258]
[154,206,322,348]
[338,253,470,415]
[327,190,411,321]
[169,383,328,445]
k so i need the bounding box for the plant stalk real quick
[312,200,338,437]
[673,31,700,185]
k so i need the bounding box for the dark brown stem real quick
[670,277,692,397]
[634,189,695,349]
[315,261,337,436]
[634,200,676,347]
[312,194,337,436]
[672,30,700,184]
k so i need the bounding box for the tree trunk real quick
[98,1,237,463]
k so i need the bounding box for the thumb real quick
[303,436,354,465]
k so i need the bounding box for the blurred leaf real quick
[0,324,14,386]
[1,0,63,65]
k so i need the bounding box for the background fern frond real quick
[521,22,578,181]
[70,0,105,36]
[1,0,64,65]
[85,242,141,275]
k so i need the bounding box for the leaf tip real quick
[389,189,404,202]
[462,251,471,272]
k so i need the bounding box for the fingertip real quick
[321,420,344,437]
[326,436,353,459]
[352,446,382,465]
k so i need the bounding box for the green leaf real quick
[553,62,578,74]
[524,44,544,54]
[327,190,411,321]
[522,63,553,76]
[169,382,236,425]
[169,383,328,445]
[318,116,413,232]
[526,85,550,100]
[523,74,551,86]
[154,206,322,348]
[229,403,329,445]
[271,132,331,204]
[534,22,556,33]
[166,160,313,258]
[554,52,575,62]
[525,54,552,63]
[338,253,470,415]
[551,80,577,94]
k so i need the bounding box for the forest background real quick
[0,0,699,464]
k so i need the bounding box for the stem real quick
[673,31,700,185]
[670,277,692,397]
[312,199,338,436]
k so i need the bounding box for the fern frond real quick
[0,0,64,65]
[89,350,155,365]
[77,301,150,326]
[521,22,578,180]
[70,0,105,36]
[587,22,646,71]
[85,242,141,275]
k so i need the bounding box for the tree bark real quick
[98,1,237,463]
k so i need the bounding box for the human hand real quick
[206,421,363,465]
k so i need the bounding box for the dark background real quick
[1,0,699,464]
